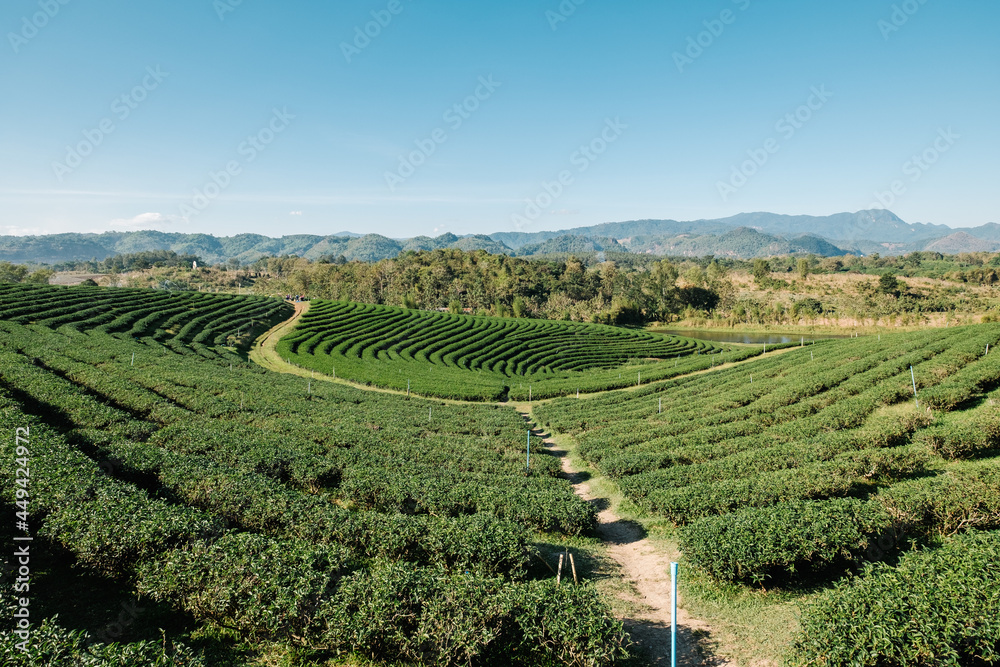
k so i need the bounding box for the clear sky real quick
[1,0,996,239]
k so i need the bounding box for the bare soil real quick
[528,420,736,666]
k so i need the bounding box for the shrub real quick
[0,617,205,666]
[787,530,1000,666]
[681,498,893,585]
[876,463,1000,537]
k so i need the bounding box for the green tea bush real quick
[877,462,1000,537]
[0,617,206,666]
[326,562,630,666]
[916,411,1000,460]
[788,530,1000,666]
[137,533,354,642]
[681,498,893,584]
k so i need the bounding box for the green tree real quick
[0,262,29,283]
[797,258,810,281]
[26,268,55,284]
[752,259,772,287]
[684,265,706,288]
[878,272,901,297]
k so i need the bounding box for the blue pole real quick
[671,562,678,667]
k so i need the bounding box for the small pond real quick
[653,329,851,345]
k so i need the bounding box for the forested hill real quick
[0,231,510,266]
[3,210,996,265]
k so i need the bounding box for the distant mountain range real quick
[2,210,998,265]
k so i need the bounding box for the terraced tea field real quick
[276,300,761,400]
[0,283,291,359]
[0,285,627,665]
[536,323,1000,664]
[3,284,998,665]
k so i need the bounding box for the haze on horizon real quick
[1,1,996,239]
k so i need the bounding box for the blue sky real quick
[1,0,996,239]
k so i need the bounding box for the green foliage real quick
[136,533,353,642]
[876,462,1000,537]
[681,499,893,585]
[0,261,29,283]
[0,617,205,666]
[752,258,771,286]
[0,287,628,664]
[278,299,724,400]
[788,530,1000,666]
[327,564,629,666]
[878,271,901,296]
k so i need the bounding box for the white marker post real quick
[526,430,531,471]
[671,562,678,667]
[911,366,919,408]
[131,352,135,367]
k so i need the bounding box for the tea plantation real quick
[4,283,998,665]
[0,285,628,665]
[276,300,754,400]
[536,324,1000,665]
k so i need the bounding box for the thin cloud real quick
[0,225,48,236]
[102,212,181,232]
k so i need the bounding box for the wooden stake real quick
[557,553,564,585]
[569,552,578,585]
[533,551,557,575]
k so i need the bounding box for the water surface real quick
[654,329,850,345]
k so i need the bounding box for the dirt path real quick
[523,415,735,666]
